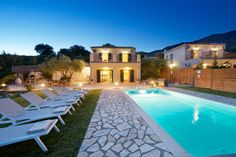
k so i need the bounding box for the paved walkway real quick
[167,87,236,106]
[77,90,173,157]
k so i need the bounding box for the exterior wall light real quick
[169,63,176,69]
[79,83,83,87]
[169,63,176,75]
[40,83,45,87]
[115,82,119,86]
[203,63,208,69]
[1,83,6,87]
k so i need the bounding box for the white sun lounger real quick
[20,92,77,111]
[41,89,82,104]
[0,119,59,152]
[52,87,87,100]
[63,87,88,96]
[0,98,71,125]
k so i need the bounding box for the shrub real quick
[25,84,34,91]
[0,74,16,84]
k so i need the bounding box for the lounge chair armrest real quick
[0,119,12,124]
[25,104,38,110]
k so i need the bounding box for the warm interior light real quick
[192,47,200,51]
[79,83,83,87]
[150,81,154,84]
[211,48,218,51]
[102,67,109,70]
[124,67,131,70]
[40,83,45,87]
[115,82,119,86]
[1,83,6,87]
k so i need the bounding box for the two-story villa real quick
[164,43,226,68]
[90,45,141,83]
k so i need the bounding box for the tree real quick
[34,44,56,62]
[39,57,58,80]
[57,48,71,57]
[141,58,167,80]
[196,60,204,69]
[40,55,85,82]
[57,45,91,62]
[211,55,219,68]
[102,43,116,47]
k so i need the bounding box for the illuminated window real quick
[100,69,113,82]
[122,53,128,62]
[193,50,198,59]
[123,69,130,82]
[102,53,108,62]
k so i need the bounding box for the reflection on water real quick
[192,104,199,124]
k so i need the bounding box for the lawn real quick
[0,89,101,157]
[176,86,236,99]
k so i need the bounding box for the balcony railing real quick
[90,54,140,63]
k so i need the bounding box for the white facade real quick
[164,43,225,68]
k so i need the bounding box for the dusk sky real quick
[0,0,236,55]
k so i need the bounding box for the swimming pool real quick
[125,88,236,157]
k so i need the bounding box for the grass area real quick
[0,89,101,157]
[34,90,47,99]
[9,92,30,107]
[176,86,236,99]
[7,90,47,107]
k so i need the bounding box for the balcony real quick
[90,53,141,63]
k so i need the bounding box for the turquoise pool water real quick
[126,88,236,157]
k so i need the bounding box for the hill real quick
[139,29,236,57]
[193,30,236,51]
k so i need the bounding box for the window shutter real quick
[120,70,124,82]
[119,53,122,62]
[108,53,112,61]
[128,54,132,62]
[111,70,113,82]
[97,70,100,83]
[98,53,102,60]
[130,70,134,82]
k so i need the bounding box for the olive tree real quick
[141,58,167,80]
[40,55,84,82]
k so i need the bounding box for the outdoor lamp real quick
[79,83,83,87]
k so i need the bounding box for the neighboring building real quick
[90,45,141,83]
[12,65,43,84]
[164,43,227,68]
[12,64,90,84]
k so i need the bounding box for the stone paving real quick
[167,87,236,106]
[77,90,174,157]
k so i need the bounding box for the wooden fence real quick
[160,68,236,93]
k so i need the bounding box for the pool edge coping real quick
[121,90,193,157]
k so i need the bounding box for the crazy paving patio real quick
[77,90,173,157]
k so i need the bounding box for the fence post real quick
[211,68,213,89]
